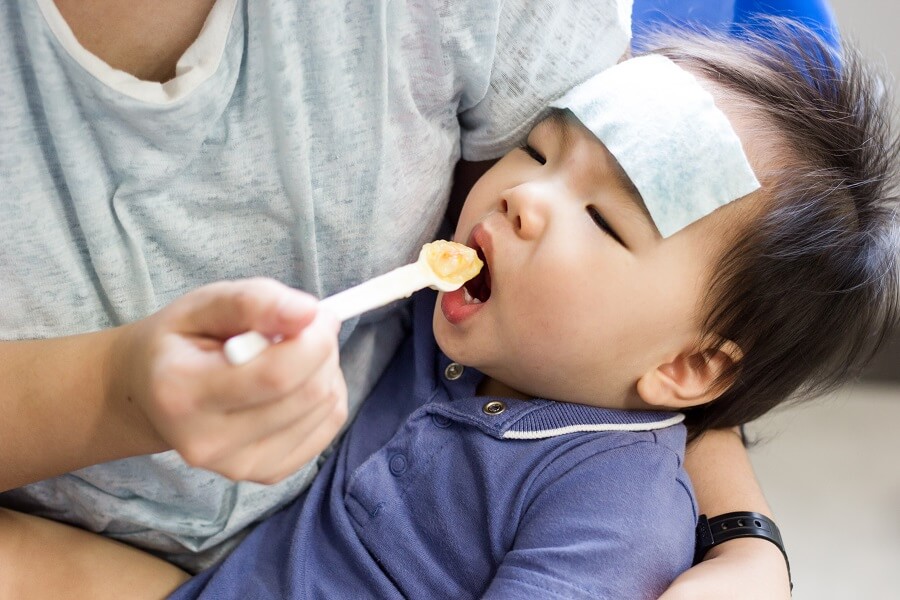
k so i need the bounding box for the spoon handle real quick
[224,262,433,365]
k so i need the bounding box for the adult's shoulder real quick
[440,0,633,161]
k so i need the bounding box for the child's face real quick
[433,111,758,409]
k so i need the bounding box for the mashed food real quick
[422,240,483,285]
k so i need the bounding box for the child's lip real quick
[439,222,496,325]
[466,223,494,272]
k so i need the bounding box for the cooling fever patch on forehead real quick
[550,54,761,237]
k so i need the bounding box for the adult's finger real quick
[204,371,348,483]
[255,387,348,484]
[197,350,343,458]
[176,279,319,340]
[200,311,341,411]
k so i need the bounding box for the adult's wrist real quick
[700,524,792,592]
[104,322,170,457]
[704,531,786,560]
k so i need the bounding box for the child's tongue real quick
[441,283,486,324]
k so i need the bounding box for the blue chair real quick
[632,0,840,53]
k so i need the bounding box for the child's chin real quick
[433,326,482,367]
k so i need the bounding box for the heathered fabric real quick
[0,0,631,571]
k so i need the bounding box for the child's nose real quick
[500,184,550,239]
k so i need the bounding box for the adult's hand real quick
[113,278,348,484]
[0,278,346,491]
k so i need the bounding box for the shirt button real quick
[389,454,408,476]
[482,400,506,415]
[444,362,464,380]
[432,414,452,428]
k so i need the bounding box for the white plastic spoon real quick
[223,241,483,365]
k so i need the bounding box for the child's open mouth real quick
[463,246,491,304]
[439,228,493,324]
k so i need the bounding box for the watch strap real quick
[694,511,793,592]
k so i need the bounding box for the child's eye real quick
[521,143,546,165]
[587,206,626,247]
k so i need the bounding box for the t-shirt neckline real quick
[33,0,239,104]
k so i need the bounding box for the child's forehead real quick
[549,114,649,207]
[548,55,761,238]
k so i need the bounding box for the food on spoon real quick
[225,240,482,365]
[422,240,483,286]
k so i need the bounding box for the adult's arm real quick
[0,328,161,491]
[1,278,347,491]
[660,428,792,599]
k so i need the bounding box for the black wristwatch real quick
[694,511,793,592]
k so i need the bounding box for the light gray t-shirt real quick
[0,0,630,571]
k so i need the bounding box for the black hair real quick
[644,19,899,437]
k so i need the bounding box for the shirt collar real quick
[413,291,684,440]
[410,291,684,441]
[432,355,684,440]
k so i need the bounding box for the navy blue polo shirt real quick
[171,292,697,599]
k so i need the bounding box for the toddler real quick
[168,23,899,599]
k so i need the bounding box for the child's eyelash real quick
[521,143,546,165]
[587,206,626,247]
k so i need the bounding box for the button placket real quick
[432,414,452,428]
[482,400,506,415]
[444,362,464,380]
[388,454,408,476]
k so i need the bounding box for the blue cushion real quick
[632,0,840,52]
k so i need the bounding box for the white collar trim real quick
[502,413,685,440]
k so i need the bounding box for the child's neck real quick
[476,377,533,400]
[476,376,659,413]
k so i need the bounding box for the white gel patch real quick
[550,54,761,237]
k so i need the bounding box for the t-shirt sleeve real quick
[456,0,632,161]
[481,440,697,600]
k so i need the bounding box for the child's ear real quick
[636,341,743,410]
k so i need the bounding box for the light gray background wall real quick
[831,0,900,384]
[748,5,899,598]
[830,0,899,92]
